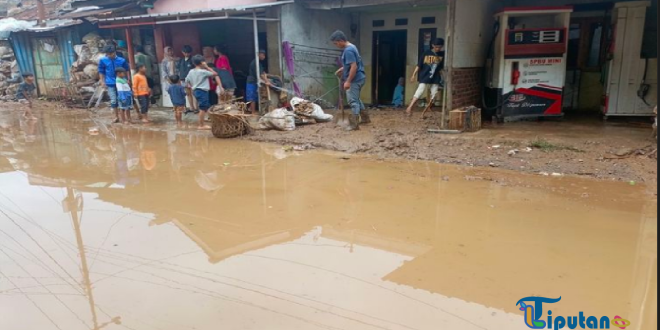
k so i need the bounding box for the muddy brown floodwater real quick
[0,105,657,330]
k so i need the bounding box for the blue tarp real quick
[10,32,35,76]
[56,28,78,81]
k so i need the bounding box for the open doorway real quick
[564,16,609,113]
[372,30,407,105]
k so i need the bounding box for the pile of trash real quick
[259,97,333,131]
[70,32,108,99]
[258,97,333,131]
[0,41,22,101]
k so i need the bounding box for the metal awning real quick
[0,17,83,33]
[59,3,135,20]
[97,0,294,27]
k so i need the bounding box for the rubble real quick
[68,32,109,104]
[0,41,21,101]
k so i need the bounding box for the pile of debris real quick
[258,97,333,131]
[70,32,108,100]
[0,42,22,101]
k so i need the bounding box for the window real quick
[395,18,408,26]
[422,17,436,25]
[587,23,603,68]
[373,20,385,27]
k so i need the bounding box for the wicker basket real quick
[209,103,251,138]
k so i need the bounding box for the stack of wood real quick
[449,106,482,132]
[292,99,318,125]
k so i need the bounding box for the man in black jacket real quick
[178,45,197,112]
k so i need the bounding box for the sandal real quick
[197,125,211,130]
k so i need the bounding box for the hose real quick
[481,21,508,112]
[481,22,498,111]
[637,58,651,106]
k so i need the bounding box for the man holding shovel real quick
[332,30,367,131]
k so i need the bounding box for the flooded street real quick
[0,106,656,330]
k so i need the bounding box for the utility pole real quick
[64,186,120,330]
[36,0,46,26]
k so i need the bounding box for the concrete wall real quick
[452,0,502,69]
[359,8,447,104]
[150,0,276,14]
[449,0,502,109]
[280,2,352,105]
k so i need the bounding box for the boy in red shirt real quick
[132,64,151,123]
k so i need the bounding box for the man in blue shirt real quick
[98,45,130,123]
[332,30,367,131]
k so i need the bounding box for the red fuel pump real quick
[486,7,573,122]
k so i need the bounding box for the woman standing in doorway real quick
[160,46,178,107]
[213,45,237,96]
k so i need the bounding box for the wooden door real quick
[31,37,64,97]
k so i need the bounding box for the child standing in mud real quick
[185,55,222,130]
[168,75,186,126]
[133,64,151,123]
[115,68,133,124]
[16,73,37,120]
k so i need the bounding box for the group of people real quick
[14,31,443,133]
[330,30,445,131]
[96,43,270,130]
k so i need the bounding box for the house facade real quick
[2,0,657,119]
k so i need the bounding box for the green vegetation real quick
[530,138,584,153]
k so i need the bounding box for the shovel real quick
[333,77,350,128]
[88,85,105,109]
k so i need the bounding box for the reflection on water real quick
[0,108,657,330]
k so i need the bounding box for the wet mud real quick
[0,103,657,330]
[247,109,658,191]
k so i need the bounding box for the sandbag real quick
[82,32,102,44]
[290,97,333,122]
[74,44,93,66]
[91,53,104,64]
[83,64,99,80]
[258,108,296,131]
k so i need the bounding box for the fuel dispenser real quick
[485,7,573,122]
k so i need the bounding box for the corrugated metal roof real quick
[97,0,294,22]
[59,3,133,19]
[11,0,69,20]
[0,17,82,33]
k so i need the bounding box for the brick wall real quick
[451,68,482,109]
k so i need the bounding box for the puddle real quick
[0,108,657,330]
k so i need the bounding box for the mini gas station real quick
[486,6,573,122]
[447,0,656,124]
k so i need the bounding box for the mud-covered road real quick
[248,109,658,190]
[0,102,656,330]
